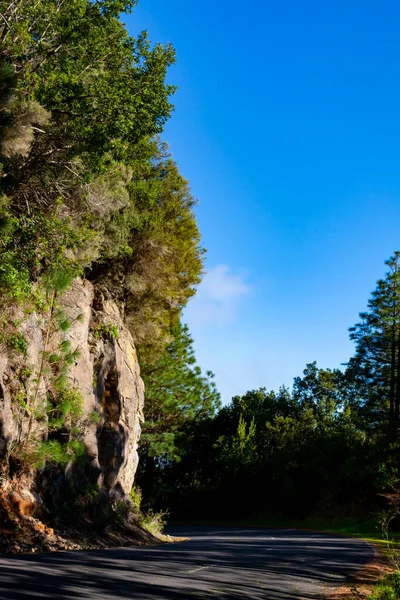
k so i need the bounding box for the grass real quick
[366,572,400,599]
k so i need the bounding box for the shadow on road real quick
[0,527,374,599]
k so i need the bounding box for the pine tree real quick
[139,322,220,459]
[137,322,220,499]
[347,252,400,436]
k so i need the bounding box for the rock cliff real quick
[0,278,145,505]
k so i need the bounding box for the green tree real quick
[0,0,205,476]
[292,362,346,425]
[137,321,220,501]
[0,0,175,179]
[347,252,400,436]
[95,139,204,361]
[139,322,220,459]
[0,1,202,360]
[0,0,175,303]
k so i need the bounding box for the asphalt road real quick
[0,527,375,599]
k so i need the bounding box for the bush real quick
[129,486,166,536]
[368,573,400,599]
[6,332,27,356]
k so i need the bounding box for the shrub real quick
[93,323,119,341]
[6,332,27,356]
[368,573,400,599]
[129,486,166,535]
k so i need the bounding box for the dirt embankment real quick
[327,543,391,600]
[0,484,157,556]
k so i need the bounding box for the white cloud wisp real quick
[184,264,252,328]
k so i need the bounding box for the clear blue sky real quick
[125,1,400,404]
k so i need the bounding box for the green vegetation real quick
[93,323,119,341]
[32,438,85,469]
[138,322,221,504]
[0,0,202,362]
[139,254,400,535]
[129,486,166,536]
[367,573,400,599]
[2,2,400,578]
[0,0,204,476]
[6,331,27,356]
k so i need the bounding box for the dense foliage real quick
[140,255,400,522]
[0,0,204,474]
[137,322,220,504]
[0,0,202,359]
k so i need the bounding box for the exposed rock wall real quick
[0,278,144,500]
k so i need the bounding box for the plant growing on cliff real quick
[93,323,119,341]
[91,138,204,361]
[6,332,27,356]
[23,270,80,444]
[25,383,86,469]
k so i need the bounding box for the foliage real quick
[95,139,204,361]
[129,486,143,513]
[141,255,400,522]
[46,386,84,433]
[151,376,372,520]
[136,321,220,506]
[139,321,221,460]
[32,439,85,469]
[0,0,175,176]
[367,573,400,600]
[6,332,27,356]
[215,414,258,475]
[14,380,86,469]
[346,253,400,438]
[139,508,167,536]
[93,323,119,341]
[0,0,206,488]
[0,0,199,363]
[68,481,100,509]
[129,486,166,535]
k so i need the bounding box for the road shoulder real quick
[326,543,391,599]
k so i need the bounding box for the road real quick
[0,526,374,599]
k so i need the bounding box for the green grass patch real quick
[366,572,400,599]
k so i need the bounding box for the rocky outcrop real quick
[0,278,144,501]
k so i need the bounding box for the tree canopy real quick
[0,0,202,359]
[140,254,400,522]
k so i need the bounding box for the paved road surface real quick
[0,527,374,599]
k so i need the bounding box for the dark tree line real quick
[137,254,400,521]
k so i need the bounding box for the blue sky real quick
[125,1,400,403]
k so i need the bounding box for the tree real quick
[137,322,220,500]
[94,138,204,361]
[0,0,175,181]
[292,362,345,425]
[0,1,203,360]
[0,0,206,479]
[0,0,175,298]
[346,253,400,436]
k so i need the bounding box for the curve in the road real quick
[0,527,375,599]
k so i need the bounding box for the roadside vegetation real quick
[137,254,400,595]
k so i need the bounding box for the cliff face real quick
[0,278,144,504]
